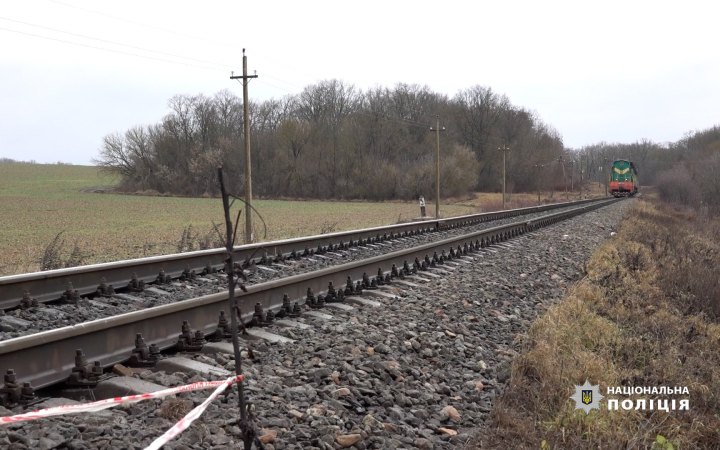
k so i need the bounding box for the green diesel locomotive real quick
[609,159,638,197]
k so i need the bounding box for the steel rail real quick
[0,198,619,390]
[0,198,605,310]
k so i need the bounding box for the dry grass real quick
[478,199,720,449]
[157,398,193,421]
[451,181,607,211]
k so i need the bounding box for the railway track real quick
[0,198,620,401]
[0,198,611,344]
[0,198,603,311]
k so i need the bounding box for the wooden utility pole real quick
[559,156,568,200]
[429,116,445,218]
[533,164,544,204]
[603,158,609,196]
[498,145,510,209]
[579,154,583,199]
[230,49,258,244]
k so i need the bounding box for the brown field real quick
[0,163,605,276]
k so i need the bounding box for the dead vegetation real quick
[319,221,339,235]
[40,231,88,270]
[157,398,193,421]
[176,224,225,253]
[477,200,720,449]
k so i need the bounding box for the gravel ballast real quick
[1,199,633,449]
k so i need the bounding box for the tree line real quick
[95,81,565,200]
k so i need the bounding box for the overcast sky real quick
[1,0,718,165]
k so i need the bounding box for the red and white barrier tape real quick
[0,375,244,426]
[145,374,240,450]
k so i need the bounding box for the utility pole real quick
[533,164,544,204]
[603,158,609,196]
[429,116,445,218]
[230,49,258,244]
[579,154,583,199]
[585,153,590,192]
[498,145,510,209]
[559,156,567,200]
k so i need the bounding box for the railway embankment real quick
[478,199,720,449]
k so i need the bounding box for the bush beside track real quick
[477,199,720,449]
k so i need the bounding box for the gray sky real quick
[1,0,718,165]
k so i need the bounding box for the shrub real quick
[656,165,700,207]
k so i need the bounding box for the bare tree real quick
[96,81,569,201]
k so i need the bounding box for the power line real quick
[0,16,234,70]
[46,0,240,50]
[261,74,307,92]
[12,7,430,129]
[4,11,437,132]
[4,15,416,126]
[46,0,329,83]
[260,74,436,128]
[254,69,435,128]
[0,26,224,72]
[256,77,433,130]
[48,0,326,82]
[3,23,436,132]
[256,79,302,95]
